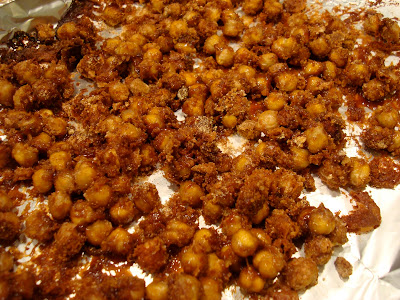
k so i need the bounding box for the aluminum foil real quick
[1,1,400,300]
[0,0,72,41]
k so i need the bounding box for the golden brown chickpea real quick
[323,61,337,80]
[54,170,75,193]
[182,97,205,117]
[70,200,97,226]
[243,0,263,15]
[0,212,20,241]
[84,182,112,208]
[74,161,97,191]
[32,168,53,194]
[291,147,310,170]
[348,158,370,187]
[305,124,329,153]
[265,92,287,111]
[0,79,16,107]
[86,220,113,246]
[253,247,285,279]
[242,26,263,46]
[49,151,71,171]
[222,115,237,128]
[231,229,259,257]
[146,280,169,300]
[309,36,330,57]
[306,77,331,95]
[48,191,72,220]
[109,81,130,102]
[362,79,388,102]
[238,266,266,293]
[304,235,333,265]
[101,227,132,255]
[110,197,138,225]
[363,13,382,35]
[31,132,52,152]
[24,210,57,242]
[115,41,142,56]
[263,0,283,19]
[143,48,163,63]
[53,222,85,258]
[44,117,67,137]
[257,110,279,132]
[308,206,336,235]
[169,273,201,300]
[181,246,208,276]
[251,202,270,225]
[169,20,188,39]
[375,107,399,129]
[162,220,195,247]
[13,60,42,84]
[222,10,244,37]
[329,47,348,68]
[0,191,12,212]
[346,62,370,86]
[258,53,279,71]
[201,277,222,300]
[216,46,235,67]
[306,100,326,116]
[192,228,215,253]
[275,72,298,92]
[11,143,38,167]
[179,181,204,207]
[303,60,324,76]
[272,37,299,60]
[132,183,160,213]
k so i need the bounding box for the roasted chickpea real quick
[265,92,287,111]
[0,212,20,241]
[308,206,336,235]
[101,227,132,255]
[179,181,204,207]
[86,220,113,246]
[257,110,279,132]
[110,197,138,225]
[32,168,53,194]
[222,10,244,37]
[84,182,112,208]
[109,81,130,102]
[375,107,399,128]
[24,210,57,242]
[222,115,237,128]
[253,247,285,279]
[169,20,188,39]
[49,151,71,171]
[216,46,235,67]
[291,147,310,170]
[309,36,330,57]
[243,0,263,15]
[272,37,299,60]
[12,143,38,167]
[305,124,329,153]
[54,171,75,193]
[70,200,97,226]
[231,229,259,257]
[192,228,215,253]
[258,53,279,71]
[201,277,222,300]
[304,235,333,265]
[0,250,13,272]
[31,132,52,152]
[275,72,298,92]
[146,280,168,300]
[283,257,318,291]
[181,246,208,276]
[74,161,97,190]
[48,191,72,220]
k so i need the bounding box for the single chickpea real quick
[305,124,329,153]
[258,52,279,71]
[74,161,97,190]
[243,0,263,15]
[250,228,272,248]
[306,101,326,116]
[192,228,215,253]
[291,147,310,170]
[346,63,370,86]
[253,247,285,279]
[32,168,53,194]
[102,6,124,27]
[84,182,112,208]
[265,92,287,111]
[181,246,208,276]
[375,107,399,128]
[329,47,348,68]
[323,61,337,80]
[275,72,298,92]
[237,65,256,80]
[57,22,79,39]
[222,10,244,37]
[0,79,16,107]
[0,191,13,212]
[349,159,370,187]
[179,181,204,207]
[49,151,71,171]
[169,20,188,39]
[309,36,330,57]
[48,191,72,221]
[11,143,38,167]
[109,198,137,225]
[242,26,263,45]
[232,154,253,175]
[101,227,132,255]
[271,37,299,60]
[204,6,221,22]
[13,60,42,85]
[31,132,52,152]
[363,13,382,35]
[146,280,169,300]
[303,60,324,76]
[70,200,97,226]
[216,46,235,67]
[309,206,336,235]
[238,266,266,293]
[44,117,67,137]
[86,220,113,246]
[54,171,75,193]
[231,229,259,257]
[251,202,270,224]
[222,115,237,129]
[263,0,283,19]
[257,110,279,132]
[201,278,222,300]
[109,81,130,102]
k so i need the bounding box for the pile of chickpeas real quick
[0,0,399,298]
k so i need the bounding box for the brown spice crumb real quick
[335,256,353,279]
